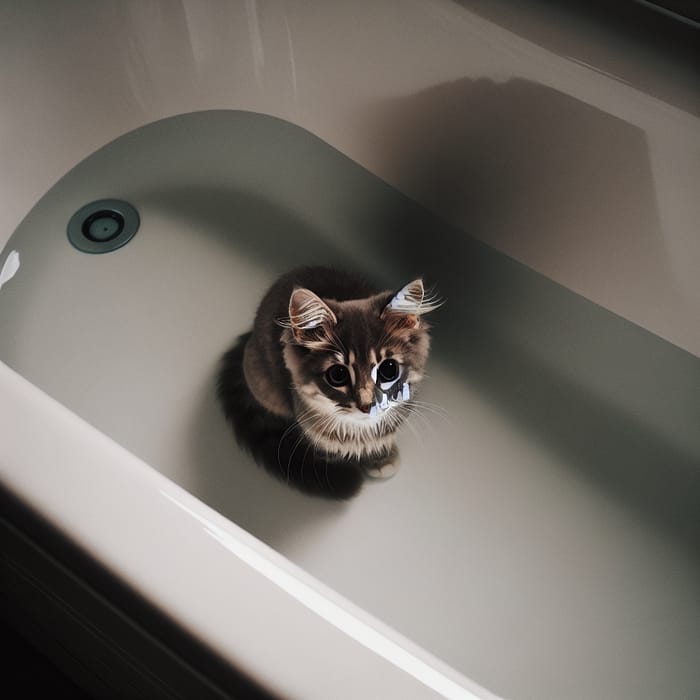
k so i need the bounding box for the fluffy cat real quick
[217,266,440,499]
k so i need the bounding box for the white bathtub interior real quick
[0,110,698,700]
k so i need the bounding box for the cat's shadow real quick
[188,366,351,551]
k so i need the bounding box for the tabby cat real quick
[217,266,439,499]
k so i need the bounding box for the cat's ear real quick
[288,287,337,344]
[385,279,425,314]
[381,278,441,329]
[381,279,424,330]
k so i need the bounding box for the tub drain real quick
[67,199,139,254]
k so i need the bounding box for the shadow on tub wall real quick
[360,76,674,306]
[354,77,700,555]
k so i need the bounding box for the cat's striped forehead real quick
[324,299,410,363]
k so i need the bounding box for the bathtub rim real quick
[0,360,501,700]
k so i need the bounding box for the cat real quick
[217,266,440,499]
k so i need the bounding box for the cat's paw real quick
[365,461,400,479]
[364,450,401,480]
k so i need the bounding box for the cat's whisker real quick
[277,405,320,475]
[285,419,317,481]
[300,436,319,488]
[398,403,440,439]
[277,423,297,475]
[410,396,448,412]
[398,411,422,442]
[408,399,452,425]
[403,396,449,417]
[297,410,338,484]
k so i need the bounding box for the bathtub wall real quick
[1,0,698,355]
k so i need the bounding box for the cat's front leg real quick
[363,443,401,480]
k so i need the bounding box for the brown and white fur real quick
[217,266,439,499]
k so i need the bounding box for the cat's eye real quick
[325,364,350,387]
[377,358,400,383]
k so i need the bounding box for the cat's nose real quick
[358,387,373,411]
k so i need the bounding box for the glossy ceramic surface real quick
[1,111,698,700]
[1,3,698,699]
[1,0,699,355]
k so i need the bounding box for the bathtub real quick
[1,3,699,699]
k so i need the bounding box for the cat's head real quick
[280,279,440,450]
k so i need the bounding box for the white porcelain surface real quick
[1,3,699,700]
[0,361,493,700]
[2,110,699,700]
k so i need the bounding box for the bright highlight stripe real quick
[163,490,501,700]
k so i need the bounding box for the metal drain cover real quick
[67,199,139,254]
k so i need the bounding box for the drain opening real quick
[67,199,139,253]
[82,210,124,242]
